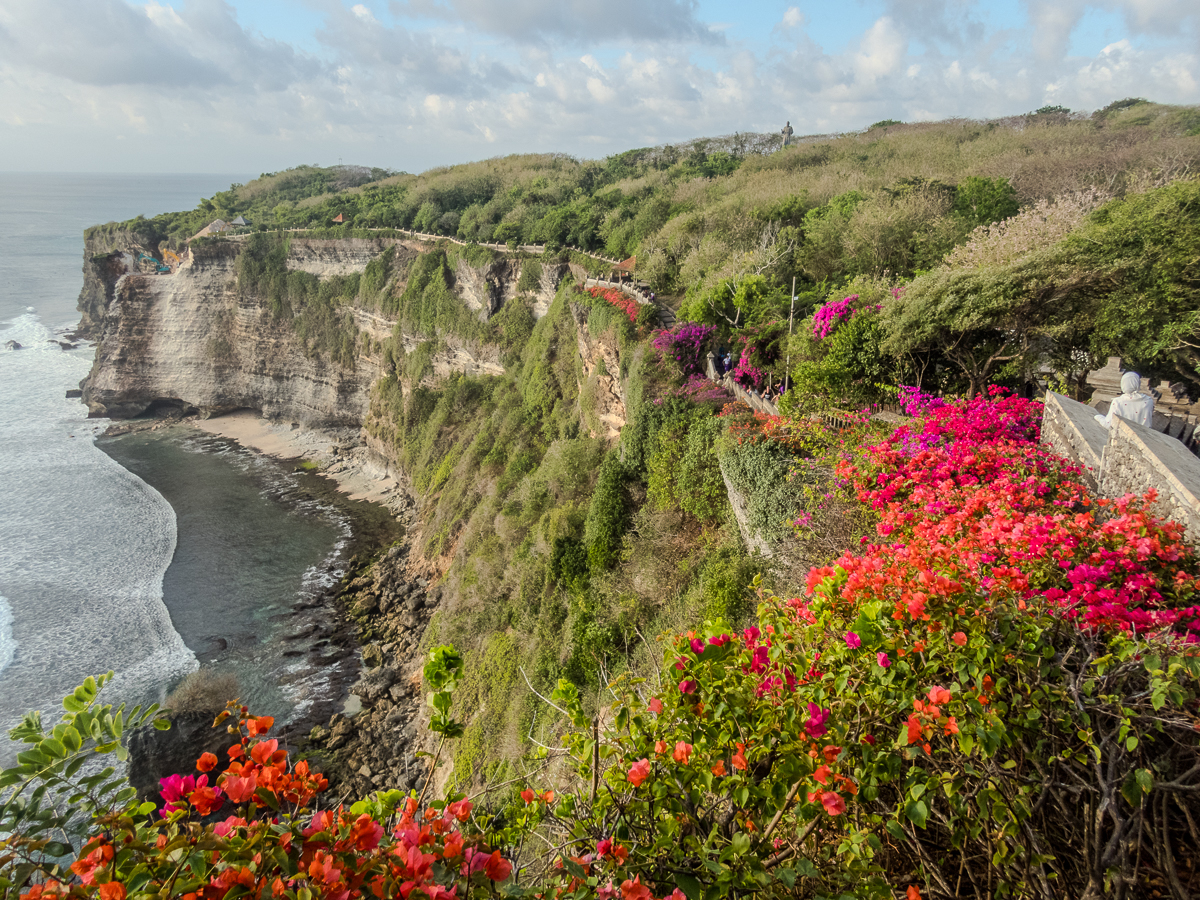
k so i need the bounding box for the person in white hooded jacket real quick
[1095,371,1155,428]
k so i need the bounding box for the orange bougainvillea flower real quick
[97,883,126,900]
[627,759,651,787]
[951,631,967,646]
[907,886,923,900]
[655,740,668,755]
[813,765,832,786]
[520,789,536,805]
[711,760,726,777]
[673,742,693,765]
[196,752,219,773]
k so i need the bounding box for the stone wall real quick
[1041,392,1200,544]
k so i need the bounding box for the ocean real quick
[0,173,360,754]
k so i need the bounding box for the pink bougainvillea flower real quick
[678,679,699,695]
[821,791,846,816]
[877,652,891,669]
[689,638,706,655]
[805,703,830,739]
[844,632,861,649]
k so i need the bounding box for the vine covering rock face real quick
[4,392,1199,900]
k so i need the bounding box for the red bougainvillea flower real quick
[70,842,113,885]
[520,789,536,804]
[813,765,832,785]
[648,697,664,714]
[927,686,952,705]
[620,875,653,900]
[951,631,967,646]
[447,798,472,821]
[821,792,846,815]
[732,743,748,771]
[627,759,651,786]
[673,742,694,765]
[483,850,512,882]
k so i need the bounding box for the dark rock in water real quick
[49,340,77,350]
[4,340,21,351]
[127,711,233,803]
[65,389,83,399]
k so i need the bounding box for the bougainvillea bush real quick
[6,394,1200,900]
[651,323,716,379]
[586,286,641,326]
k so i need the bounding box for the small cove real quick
[100,425,401,729]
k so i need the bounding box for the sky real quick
[0,0,1197,175]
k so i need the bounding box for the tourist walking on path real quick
[1095,371,1154,428]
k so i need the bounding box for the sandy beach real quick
[191,410,412,515]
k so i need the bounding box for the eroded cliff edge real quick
[77,234,531,424]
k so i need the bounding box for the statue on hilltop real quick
[781,121,794,147]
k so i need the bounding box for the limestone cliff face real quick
[77,236,525,429]
[571,303,628,441]
[81,239,380,425]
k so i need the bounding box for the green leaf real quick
[905,800,928,828]
[1125,735,1139,752]
[1135,769,1154,793]
[674,873,703,900]
[731,832,751,855]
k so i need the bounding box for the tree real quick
[953,176,1019,230]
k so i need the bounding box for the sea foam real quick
[0,314,196,748]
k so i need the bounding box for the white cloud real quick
[0,0,1196,174]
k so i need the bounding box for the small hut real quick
[332,213,345,224]
[610,255,636,284]
[231,215,250,227]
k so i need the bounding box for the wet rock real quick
[65,389,83,398]
[361,642,383,669]
[4,340,21,351]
